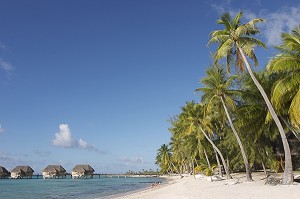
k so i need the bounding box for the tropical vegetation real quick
[155,12,300,185]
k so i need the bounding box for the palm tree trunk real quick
[227,157,230,171]
[204,148,211,170]
[171,162,179,174]
[256,144,268,177]
[238,46,294,184]
[194,157,199,167]
[168,162,173,174]
[262,162,267,177]
[214,148,223,177]
[199,126,232,179]
[220,95,253,181]
[191,159,195,175]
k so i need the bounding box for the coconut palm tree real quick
[155,144,172,174]
[209,11,293,184]
[238,72,278,176]
[179,101,231,179]
[198,114,232,179]
[169,118,195,174]
[179,102,212,170]
[267,25,300,139]
[196,66,247,180]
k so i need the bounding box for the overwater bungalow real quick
[71,164,94,179]
[0,166,10,179]
[42,165,66,179]
[11,166,34,179]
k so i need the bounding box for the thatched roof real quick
[42,165,66,172]
[0,166,10,174]
[11,166,34,173]
[72,164,94,172]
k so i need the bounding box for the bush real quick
[194,164,216,176]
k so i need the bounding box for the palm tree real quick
[267,25,300,139]
[169,132,185,174]
[179,101,231,179]
[155,144,172,174]
[179,102,212,171]
[209,11,293,184]
[238,73,278,176]
[196,66,248,180]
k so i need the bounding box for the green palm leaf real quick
[271,73,300,114]
[267,54,300,72]
[289,89,300,129]
[267,25,300,131]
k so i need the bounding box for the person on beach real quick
[150,182,160,188]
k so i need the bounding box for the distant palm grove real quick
[155,12,300,185]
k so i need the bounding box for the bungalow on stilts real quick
[0,166,10,179]
[42,165,66,179]
[71,164,94,179]
[10,166,34,179]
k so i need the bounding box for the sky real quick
[0,0,300,174]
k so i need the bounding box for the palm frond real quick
[267,54,300,72]
[214,39,234,62]
[289,89,300,130]
[208,30,230,45]
[218,13,232,30]
[251,51,259,66]
[206,95,221,113]
[271,73,300,114]
[240,36,267,49]
[224,94,237,111]
[236,18,265,36]
[224,75,238,88]
[280,27,300,53]
[233,11,243,29]
[226,51,234,73]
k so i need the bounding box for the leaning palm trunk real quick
[204,148,212,170]
[171,162,180,174]
[168,162,173,174]
[214,148,223,177]
[199,126,232,179]
[262,162,267,177]
[238,46,294,184]
[220,95,253,181]
[257,145,268,177]
[215,149,222,177]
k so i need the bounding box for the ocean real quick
[0,175,164,199]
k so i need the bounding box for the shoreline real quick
[102,176,175,199]
[113,172,300,199]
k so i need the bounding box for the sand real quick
[115,172,300,199]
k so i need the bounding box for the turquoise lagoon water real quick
[0,176,164,199]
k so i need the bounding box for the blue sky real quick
[0,0,299,174]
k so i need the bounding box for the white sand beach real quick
[116,172,300,199]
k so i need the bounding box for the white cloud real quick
[52,124,74,147]
[52,124,103,153]
[258,7,300,46]
[0,58,13,72]
[211,4,300,46]
[212,4,300,46]
[78,138,88,148]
